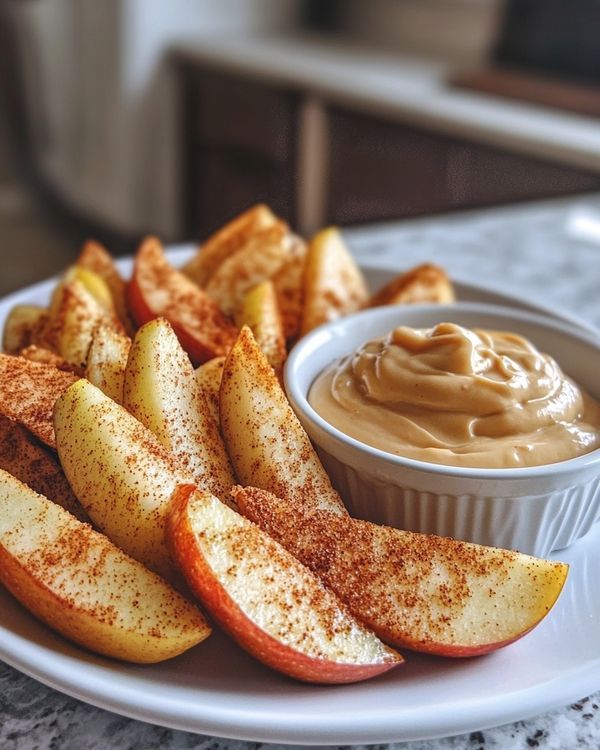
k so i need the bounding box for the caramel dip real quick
[309,322,600,468]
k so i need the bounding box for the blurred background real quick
[1,0,599,293]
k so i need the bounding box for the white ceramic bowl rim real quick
[285,301,600,481]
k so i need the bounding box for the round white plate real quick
[0,251,599,744]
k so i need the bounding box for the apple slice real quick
[369,263,455,307]
[235,280,287,377]
[234,486,569,657]
[43,276,122,369]
[2,304,49,354]
[182,203,278,287]
[0,353,78,449]
[300,227,368,336]
[54,378,191,581]
[19,345,81,374]
[77,240,136,335]
[0,414,88,522]
[127,237,238,365]
[124,318,236,504]
[85,324,132,404]
[167,485,402,683]
[0,470,210,662]
[195,356,225,426]
[220,326,347,515]
[204,222,292,317]
[271,234,307,341]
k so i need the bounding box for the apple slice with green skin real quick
[234,486,570,657]
[300,227,368,336]
[85,324,132,404]
[124,318,236,504]
[182,203,278,287]
[220,326,347,515]
[0,353,78,449]
[235,279,287,378]
[127,237,238,365]
[0,470,210,663]
[167,484,402,683]
[54,378,191,581]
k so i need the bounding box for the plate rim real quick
[0,249,599,745]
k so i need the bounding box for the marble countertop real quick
[174,34,600,174]
[2,193,600,749]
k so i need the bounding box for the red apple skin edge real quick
[167,486,400,684]
[126,274,213,366]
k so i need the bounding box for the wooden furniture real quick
[177,60,600,238]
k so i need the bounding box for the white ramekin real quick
[284,303,600,557]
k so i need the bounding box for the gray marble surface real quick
[2,193,600,749]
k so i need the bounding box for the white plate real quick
[0,251,599,745]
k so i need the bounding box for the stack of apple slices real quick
[0,205,567,684]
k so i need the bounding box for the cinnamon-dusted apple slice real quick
[124,318,235,504]
[235,280,287,377]
[300,227,368,336]
[127,237,238,365]
[85,324,131,403]
[369,263,455,307]
[2,304,49,354]
[182,203,278,287]
[220,326,346,515]
[77,239,136,335]
[54,378,191,581]
[204,222,292,317]
[43,274,123,370]
[271,234,307,341]
[0,415,88,521]
[19,345,81,374]
[167,485,402,683]
[0,353,78,449]
[0,470,210,663]
[195,356,225,426]
[234,486,569,657]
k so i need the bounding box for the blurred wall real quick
[9,0,300,240]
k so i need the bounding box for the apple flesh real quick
[235,279,287,378]
[127,236,238,365]
[234,486,569,657]
[0,469,210,663]
[220,326,347,515]
[167,485,402,683]
[182,203,278,287]
[85,324,132,404]
[0,414,88,522]
[0,353,79,449]
[300,227,368,336]
[53,378,191,581]
[369,263,455,307]
[124,318,235,504]
[77,239,136,336]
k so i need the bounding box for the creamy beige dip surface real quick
[309,322,600,468]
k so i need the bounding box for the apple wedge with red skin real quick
[167,484,402,684]
[127,237,238,365]
[233,486,569,657]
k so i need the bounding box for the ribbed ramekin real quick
[284,303,600,556]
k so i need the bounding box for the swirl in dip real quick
[308,322,600,468]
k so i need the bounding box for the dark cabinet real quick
[178,60,600,236]
[181,68,299,238]
[328,107,600,226]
